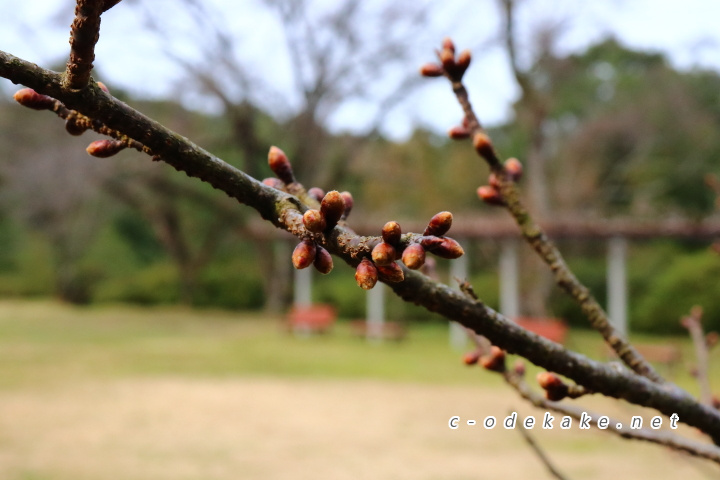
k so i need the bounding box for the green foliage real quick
[93,263,181,305]
[634,249,720,334]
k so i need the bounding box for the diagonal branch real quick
[65,0,104,90]
[3,49,720,447]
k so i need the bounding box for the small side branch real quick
[65,0,104,89]
[514,420,570,480]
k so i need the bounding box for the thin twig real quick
[64,0,104,89]
[503,370,720,464]
[513,413,571,480]
[682,307,713,406]
[3,50,720,447]
[446,64,663,385]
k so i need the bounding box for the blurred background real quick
[0,1,720,478]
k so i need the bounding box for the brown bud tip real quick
[13,88,55,110]
[488,173,501,189]
[536,372,564,390]
[303,209,326,234]
[65,119,87,136]
[504,157,523,181]
[355,258,378,290]
[428,237,464,259]
[320,190,345,228]
[313,246,333,274]
[292,239,316,269]
[268,146,295,184]
[381,221,402,244]
[401,243,426,270]
[442,37,456,55]
[377,262,404,283]
[340,191,354,219]
[448,125,471,140]
[424,211,453,236]
[480,346,506,373]
[262,177,285,189]
[420,63,444,78]
[440,48,455,70]
[86,139,126,158]
[473,132,494,159]
[96,81,110,94]
[477,185,504,206]
[456,49,471,73]
[307,187,325,202]
[463,351,481,366]
[513,360,526,377]
[371,242,397,266]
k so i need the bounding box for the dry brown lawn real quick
[0,376,715,480]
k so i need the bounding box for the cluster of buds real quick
[292,239,333,275]
[420,38,471,82]
[13,88,56,111]
[477,157,524,206]
[354,211,464,290]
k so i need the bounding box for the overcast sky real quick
[2,0,720,140]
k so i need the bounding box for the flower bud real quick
[268,146,295,184]
[448,125,470,140]
[480,346,506,373]
[65,119,87,136]
[355,258,378,290]
[456,49,471,75]
[420,235,444,251]
[424,211,453,237]
[440,48,455,71]
[420,63,444,77]
[706,331,719,349]
[431,237,464,259]
[303,209,326,233]
[340,191,354,219]
[477,185,504,206]
[313,245,333,274]
[504,157,523,181]
[401,243,426,270]
[13,88,55,110]
[292,239,316,269]
[473,132,494,159]
[320,190,345,228]
[86,139,126,158]
[307,187,325,203]
[442,37,456,55]
[488,173,501,189]
[262,177,285,189]
[377,262,404,283]
[371,242,396,266]
[536,371,569,401]
[381,221,401,244]
[463,351,480,366]
[97,81,110,94]
[513,359,526,377]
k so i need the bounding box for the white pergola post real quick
[607,236,628,338]
[449,240,469,350]
[499,239,520,319]
[367,283,385,341]
[293,267,312,308]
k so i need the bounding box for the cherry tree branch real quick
[65,0,104,89]
[2,48,720,449]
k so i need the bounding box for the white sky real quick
[2,0,720,140]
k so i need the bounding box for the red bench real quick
[287,304,337,335]
[515,317,568,344]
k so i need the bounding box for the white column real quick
[293,267,312,308]
[607,236,628,338]
[500,239,519,319]
[449,240,469,350]
[367,283,385,341]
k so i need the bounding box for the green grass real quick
[0,299,715,394]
